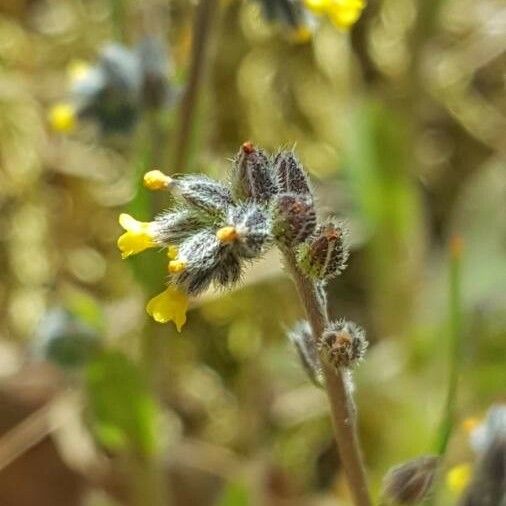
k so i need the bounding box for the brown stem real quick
[284,251,372,506]
[173,0,218,171]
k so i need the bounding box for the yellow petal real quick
[168,260,187,274]
[143,170,173,190]
[48,103,76,133]
[303,0,330,14]
[327,0,365,29]
[216,226,238,243]
[67,60,91,84]
[146,286,189,332]
[446,463,472,495]
[117,213,156,258]
[167,245,179,260]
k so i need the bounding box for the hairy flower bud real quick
[382,455,439,505]
[288,321,324,387]
[274,151,312,196]
[153,209,206,245]
[318,319,367,370]
[223,204,272,258]
[172,175,234,215]
[272,193,316,247]
[231,142,276,203]
[170,230,222,295]
[296,221,349,280]
[214,251,242,288]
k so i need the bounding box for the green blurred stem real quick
[173,0,218,171]
[110,0,128,42]
[435,238,463,456]
[284,251,372,506]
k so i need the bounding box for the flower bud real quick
[318,319,367,370]
[231,142,276,203]
[153,209,206,245]
[296,221,349,280]
[214,251,242,288]
[170,230,222,295]
[224,204,272,258]
[273,151,311,196]
[382,455,439,505]
[288,321,324,387]
[172,175,234,215]
[272,193,316,247]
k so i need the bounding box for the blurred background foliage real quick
[0,0,504,505]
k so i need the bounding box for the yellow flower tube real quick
[117,213,157,259]
[146,286,189,332]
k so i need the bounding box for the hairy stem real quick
[284,251,372,506]
[173,0,218,171]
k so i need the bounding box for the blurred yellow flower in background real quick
[146,286,189,331]
[48,103,76,133]
[446,463,472,495]
[304,0,365,29]
[117,213,157,259]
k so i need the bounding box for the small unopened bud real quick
[216,226,238,243]
[172,175,234,215]
[382,455,439,505]
[274,151,311,196]
[168,260,187,273]
[231,142,276,203]
[225,204,272,258]
[288,321,324,387]
[272,193,316,247]
[318,319,367,370]
[143,170,173,190]
[296,221,349,280]
[170,230,221,295]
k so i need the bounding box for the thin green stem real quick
[173,0,218,172]
[435,236,464,456]
[283,250,372,506]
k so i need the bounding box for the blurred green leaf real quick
[216,481,250,506]
[65,288,105,333]
[85,351,159,457]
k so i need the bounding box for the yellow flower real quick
[304,0,366,30]
[117,213,157,259]
[327,0,365,29]
[67,60,91,84]
[143,170,173,191]
[304,0,330,14]
[146,286,189,332]
[48,103,76,133]
[446,463,472,495]
[167,245,179,260]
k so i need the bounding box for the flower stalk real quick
[284,250,372,506]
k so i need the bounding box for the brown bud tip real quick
[241,141,255,154]
[216,226,239,243]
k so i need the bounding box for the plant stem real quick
[435,235,464,456]
[283,251,372,506]
[173,0,218,172]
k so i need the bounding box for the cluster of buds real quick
[318,319,367,370]
[49,37,174,134]
[253,0,366,42]
[118,142,344,331]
